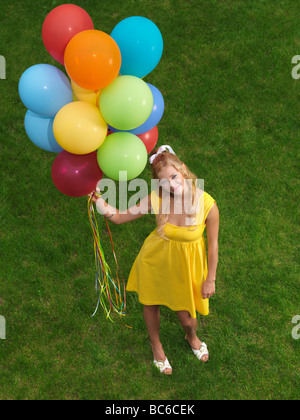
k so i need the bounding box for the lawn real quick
[0,0,299,400]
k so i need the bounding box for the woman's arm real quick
[92,193,152,225]
[202,203,219,299]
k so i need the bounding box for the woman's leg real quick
[176,310,209,362]
[143,305,172,373]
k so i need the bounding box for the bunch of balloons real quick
[18,4,164,197]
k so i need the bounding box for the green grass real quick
[0,0,299,400]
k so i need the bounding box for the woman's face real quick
[157,165,185,196]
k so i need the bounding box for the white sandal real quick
[153,358,173,375]
[190,342,209,362]
[185,335,209,362]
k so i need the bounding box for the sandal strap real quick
[153,357,172,373]
[191,342,209,361]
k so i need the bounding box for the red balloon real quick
[51,151,102,197]
[137,126,158,154]
[42,4,94,65]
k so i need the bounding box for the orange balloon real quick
[64,30,121,91]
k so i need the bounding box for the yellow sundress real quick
[126,190,216,318]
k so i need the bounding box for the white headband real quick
[149,145,176,165]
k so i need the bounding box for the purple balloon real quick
[51,151,103,197]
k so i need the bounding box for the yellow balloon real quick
[71,80,101,107]
[53,101,107,154]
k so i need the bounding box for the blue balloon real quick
[109,83,164,135]
[24,110,64,153]
[111,16,163,78]
[19,64,73,117]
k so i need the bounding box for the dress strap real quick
[196,191,216,225]
[150,190,161,215]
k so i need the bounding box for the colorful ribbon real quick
[87,192,131,327]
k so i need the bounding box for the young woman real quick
[91,145,219,375]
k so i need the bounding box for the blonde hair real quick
[150,149,198,238]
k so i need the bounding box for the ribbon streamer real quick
[87,192,131,327]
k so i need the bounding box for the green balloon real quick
[99,75,153,131]
[97,132,148,181]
